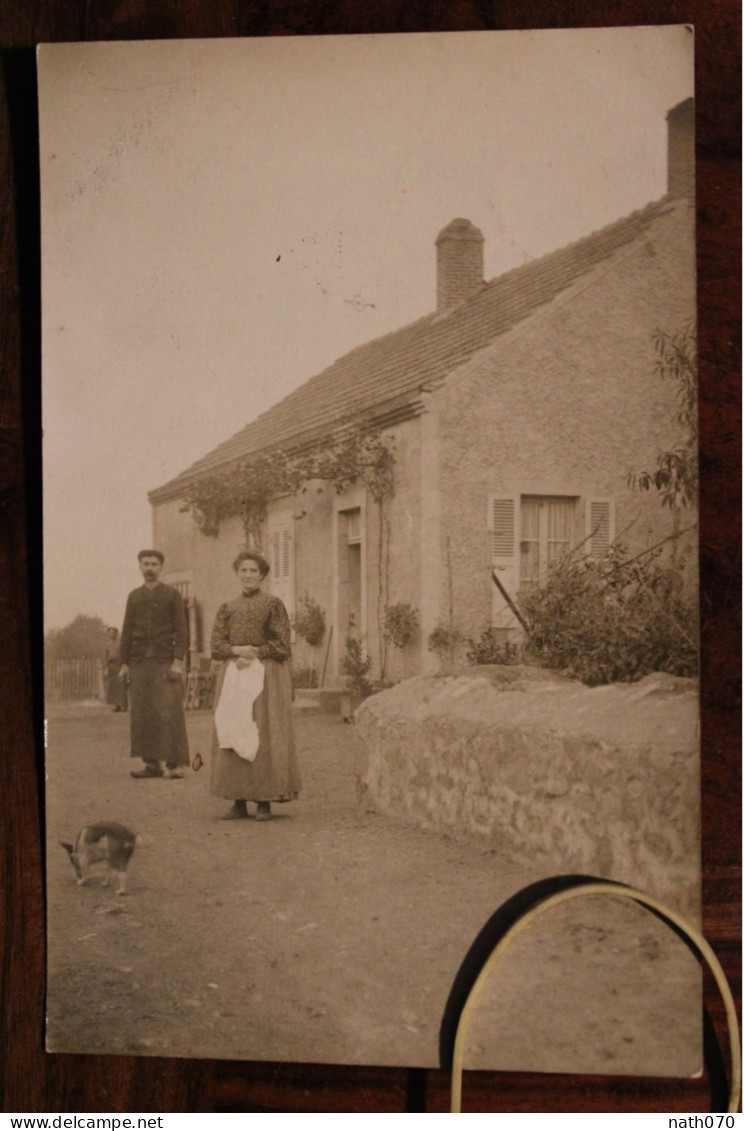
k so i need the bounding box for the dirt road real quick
[45,703,699,1077]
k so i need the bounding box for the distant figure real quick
[119,550,190,780]
[210,548,300,821]
[104,627,128,712]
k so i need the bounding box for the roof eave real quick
[148,393,426,506]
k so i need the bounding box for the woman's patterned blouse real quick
[210,590,292,663]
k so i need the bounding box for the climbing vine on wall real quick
[180,449,304,546]
[179,423,396,548]
[180,423,396,676]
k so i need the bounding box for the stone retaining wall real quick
[354,668,699,915]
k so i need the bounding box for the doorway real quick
[337,507,363,642]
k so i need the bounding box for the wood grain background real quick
[1,1,739,1114]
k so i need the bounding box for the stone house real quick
[149,100,695,684]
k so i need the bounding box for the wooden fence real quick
[45,656,216,708]
[45,658,104,702]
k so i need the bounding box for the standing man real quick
[119,550,190,779]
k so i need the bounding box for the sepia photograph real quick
[38,26,700,1075]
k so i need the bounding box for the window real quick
[488,492,614,628]
[519,495,579,591]
[164,571,193,603]
[346,508,362,544]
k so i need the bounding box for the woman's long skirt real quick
[210,658,301,803]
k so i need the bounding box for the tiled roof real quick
[151,195,677,500]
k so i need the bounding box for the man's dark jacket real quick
[120,583,187,665]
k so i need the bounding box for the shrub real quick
[518,542,698,685]
[383,602,419,650]
[465,629,519,666]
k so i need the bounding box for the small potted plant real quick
[339,636,374,721]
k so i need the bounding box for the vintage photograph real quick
[39,27,699,1073]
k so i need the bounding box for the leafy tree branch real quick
[628,323,698,510]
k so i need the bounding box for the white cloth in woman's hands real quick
[215,659,265,761]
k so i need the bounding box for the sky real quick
[38,26,694,629]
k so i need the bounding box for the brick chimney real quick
[666,98,695,198]
[435,218,484,312]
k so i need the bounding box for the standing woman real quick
[210,549,301,820]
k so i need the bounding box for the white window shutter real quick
[491,497,516,560]
[585,498,614,556]
[271,530,282,578]
[488,495,520,630]
[267,518,295,625]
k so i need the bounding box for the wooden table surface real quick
[1,0,739,1114]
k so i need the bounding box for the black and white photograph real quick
[39,26,700,1075]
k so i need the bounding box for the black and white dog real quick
[60,822,139,895]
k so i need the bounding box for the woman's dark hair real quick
[233,548,270,578]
